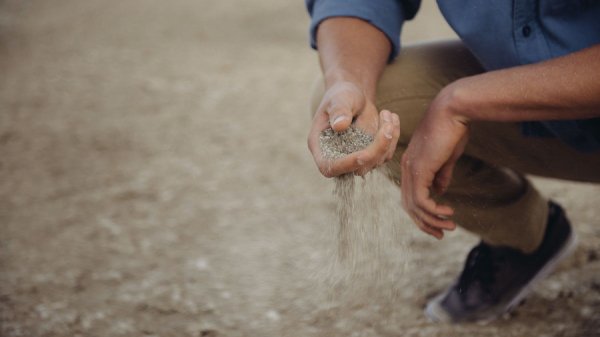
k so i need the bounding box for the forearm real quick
[317,17,391,100]
[445,44,600,123]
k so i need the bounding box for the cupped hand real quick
[308,81,400,177]
[400,89,469,239]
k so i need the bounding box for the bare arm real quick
[307,18,401,177]
[317,17,390,102]
[443,44,600,124]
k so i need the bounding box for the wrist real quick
[436,80,472,125]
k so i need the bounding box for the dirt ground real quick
[1,1,599,336]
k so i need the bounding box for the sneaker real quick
[425,201,577,323]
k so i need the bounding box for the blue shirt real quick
[306,0,600,152]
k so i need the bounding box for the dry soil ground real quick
[1,1,599,336]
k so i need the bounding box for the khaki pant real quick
[311,40,600,253]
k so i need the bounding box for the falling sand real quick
[319,126,411,294]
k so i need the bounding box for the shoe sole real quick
[424,231,578,324]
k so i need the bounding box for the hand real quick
[400,87,469,239]
[307,81,400,177]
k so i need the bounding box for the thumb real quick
[328,102,354,132]
[323,81,365,132]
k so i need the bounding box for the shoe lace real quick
[457,243,498,296]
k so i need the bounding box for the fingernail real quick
[332,116,348,127]
[384,125,393,139]
[383,110,391,122]
[392,114,400,125]
[357,158,365,165]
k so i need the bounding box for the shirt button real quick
[522,25,532,37]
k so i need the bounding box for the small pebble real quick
[580,306,593,318]
[265,310,280,321]
[195,258,209,271]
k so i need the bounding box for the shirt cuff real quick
[307,0,406,60]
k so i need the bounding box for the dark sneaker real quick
[425,201,577,323]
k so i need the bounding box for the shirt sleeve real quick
[305,0,420,60]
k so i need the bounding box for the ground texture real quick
[1,1,599,336]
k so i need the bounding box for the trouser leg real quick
[310,40,600,253]
[371,41,546,253]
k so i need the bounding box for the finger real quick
[402,153,455,217]
[434,133,468,194]
[413,207,457,230]
[322,82,364,132]
[316,151,364,177]
[354,111,394,170]
[433,160,455,195]
[413,185,454,218]
[413,176,455,217]
[328,107,353,132]
[385,112,400,161]
[401,162,438,239]
[402,172,448,239]
[376,110,396,166]
[381,110,394,140]
[414,214,444,240]
[433,149,463,195]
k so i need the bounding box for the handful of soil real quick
[319,126,374,160]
